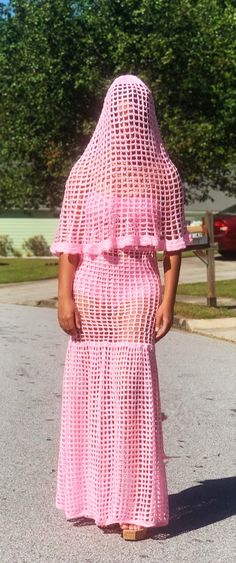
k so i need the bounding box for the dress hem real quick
[56,504,169,529]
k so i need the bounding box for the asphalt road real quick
[0,304,235,563]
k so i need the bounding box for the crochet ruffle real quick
[50,231,193,257]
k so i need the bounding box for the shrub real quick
[12,247,22,257]
[0,235,14,256]
[23,235,51,256]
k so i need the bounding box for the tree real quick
[0,0,104,209]
[0,0,235,209]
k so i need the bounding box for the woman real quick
[50,74,192,541]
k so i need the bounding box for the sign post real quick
[205,211,217,307]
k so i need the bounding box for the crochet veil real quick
[50,74,192,257]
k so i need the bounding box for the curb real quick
[36,300,236,344]
[173,315,236,344]
[173,315,236,330]
[36,298,58,308]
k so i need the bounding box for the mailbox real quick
[182,211,217,307]
[184,219,209,250]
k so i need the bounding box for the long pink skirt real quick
[56,248,169,527]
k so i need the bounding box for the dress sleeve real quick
[158,162,192,251]
[50,165,85,257]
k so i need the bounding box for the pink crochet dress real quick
[50,75,192,528]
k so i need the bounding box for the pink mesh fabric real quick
[52,75,190,528]
[56,249,169,526]
[50,74,192,257]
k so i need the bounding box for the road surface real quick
[0,304,235,562]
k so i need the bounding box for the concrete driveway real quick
[177,254,236,284]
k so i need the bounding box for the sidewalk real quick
[174,294,236,344]
[0,278,58,305]
[0,278,235,344]
[173,315,236,343]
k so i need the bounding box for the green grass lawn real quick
[0,251,197,284]
[175,301,236,319]
[157,249,206,260]
[0,258,58,284]
[177,279,236,299]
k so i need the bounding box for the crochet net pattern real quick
[50,74,192,257]
[52,75,191,527]
[56,249,169,526]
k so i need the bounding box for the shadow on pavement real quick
[152,476,236,540]
[69,476,236,539]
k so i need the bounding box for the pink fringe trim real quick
[50,232,193,257]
